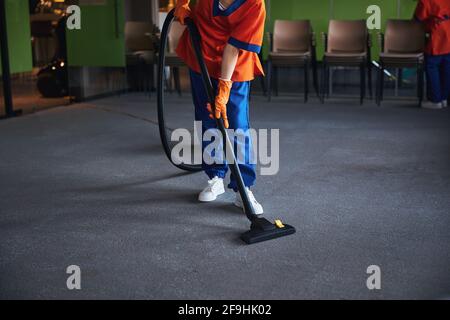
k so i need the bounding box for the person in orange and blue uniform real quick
[174,0,266,214]
[415,0,450,109]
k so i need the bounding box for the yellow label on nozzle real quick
[275,220,285,228]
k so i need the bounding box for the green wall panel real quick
[66,0,125,67]
[399,0,418,19]
[0,0,33,75]
[332,0,397,20]
[266,0,330,59]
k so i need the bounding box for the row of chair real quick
[125,19,426,106]
[267,19,426,106]
[124,22,159,92]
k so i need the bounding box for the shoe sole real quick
[198,188,225,202]
[234,199,264,215]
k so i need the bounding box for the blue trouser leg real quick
[440,53,450,102]
[426,54,444,103]
[190,71,228,180]
[225,78,257,192]
[189,70,256,191]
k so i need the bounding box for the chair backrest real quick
[327,20,367,53]
[384,19,425,54]
[125,21,154,52]
[168,21,186,53]
[273,20,312,53]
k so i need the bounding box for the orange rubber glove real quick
[207,79,233,129]
[174,0,191,25]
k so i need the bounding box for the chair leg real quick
[368,61,373,99]
[379,65,385,106]
[126,65,133,91]
[173,67,182,97]
[304,62,309,103]
[312,59,320,99]
[398,68,403,89]
[147,64,153,98]
[420,66,424,107]
[360,64,365,105]
[260,76,267,96]
[167,67,173,94]
[267,59,272,101]
[150,63,155,91]
[363,65,367,102]
[274,67,279,96]
[136,62,142,92]
[140,62,146,92]
[321,61,327,103]
[326,66,331,98]
[144,64,149,96]
[417,64,424,108]
[375,64,380,106]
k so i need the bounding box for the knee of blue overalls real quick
[189,69,256,190]
[226,81,256,191]
[190,70,228,179]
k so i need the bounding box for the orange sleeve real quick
[414,0,430,22]
[228,0,266,54]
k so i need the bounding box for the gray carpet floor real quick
[0,93,449,299]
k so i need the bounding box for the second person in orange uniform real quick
[415,0,450,109]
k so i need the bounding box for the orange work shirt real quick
[415,0,450,55]
[176,0,266,82]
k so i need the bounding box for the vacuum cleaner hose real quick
[157,10,202,172]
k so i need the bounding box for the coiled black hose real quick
[157,10,202,172]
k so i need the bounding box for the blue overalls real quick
[426,54,450,103]
[189,70,256,191]
[425,15,450,103]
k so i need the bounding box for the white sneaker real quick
[234,188,264,215]
[442,100,448,108]
[198,177,225,202]
[422,101,443,110]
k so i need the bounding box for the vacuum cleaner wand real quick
[162,11,296,244]
[185,18,258,221]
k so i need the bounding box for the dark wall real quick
[124,0,153,22]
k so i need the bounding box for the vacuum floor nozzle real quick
[241,217,296,244]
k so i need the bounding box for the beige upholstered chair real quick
[267,20,319,102]
[125,22,158,93]
[321,20,371,104]
[376,19,426,107]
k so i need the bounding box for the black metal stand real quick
[0,0,21,119]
